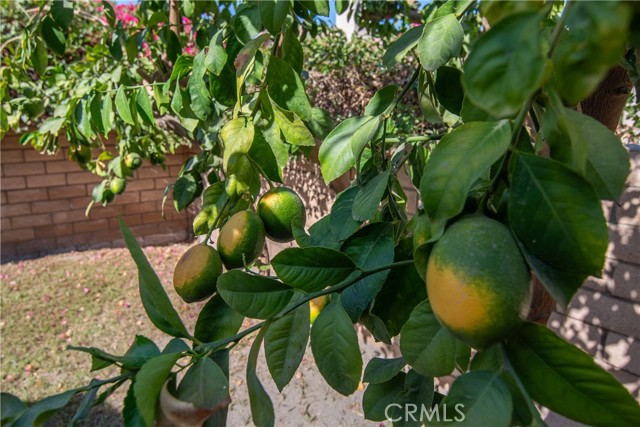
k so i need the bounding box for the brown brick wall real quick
[1,134,197,262]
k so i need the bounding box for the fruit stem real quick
[247,156,275,189]
[194,259,416,354]
[205,198,232,244]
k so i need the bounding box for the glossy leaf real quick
[265,303,310,391]
[173,174,199,212]
[1,393,26,423]
[119,218,190,338]
[40,17,65,56]
[135,88,155,126]
[340,223,394,322]
[352,170,390,221]
[271,102,315,146]
[350,116,380,157]
[217,270,294,319]
[31,38,48,76]
[134,353,181,427]
[363,373,406,422]
[400,300,459,377]
[221,117,255,170]
[206,29,227,76]
[115,86,135,125]
[248,127,286,182]
[383,25,423,69]
[434,66,464,116]
[14,390,77,427]
[271,247,356,292]
[234,3,262,44]
[509,153,608,277]
[365,85,400,116]
[267,57,312,121]
[310,295,363,395]
[318,116,370,183]
[417,14,463,72]
[51,0,74,29]
[259,0,291,35]
[420,120,511,240]
[194,294,244,343]
[437,371,512,427]
[363,357,406,384]
[506,323,640,427]
[330,186,363,240]
[247,326,274,427]
[282,28,303,73]
[188,50,212,121]
[176,358,229,411]
[463,12,546,118]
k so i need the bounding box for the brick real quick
[157,220,188,234]
[1,245,17,261]
[2,228,35,243]
[113,191,140,204]
[124,201,158,214]
[144,232,188,246]
[12,213,52,229]
[15,237,56,254]
[603,332,640,376]
[109,214,143,228]
[87,207,121,219]
[129,223,158,236]
[3,162,46,176]
[69,197,94,210]
[140,189,167,202]
[48,185,87,199]
[34,224,74,239]
[611,261,640,302]
[126,178,155,191]
[56,233,95,248]
[1,203,30,218]
[602,200,614,223]
[614,186,640,226]
[566,288,640,339]
[31,200,70,214]
[1,177,26,190]
[626,151,640,187]
[26,174,66,188]
[1,150,24,163]
[607,224,640,264]
[73,219,109,234]
[137,167,169,179]
[1,191,6,204]
[6,188,49,204]
[66,172,100,185]
[53,209,88,223]
[23,149,59,162]
[549,312,604,358]
[1,217,11,231]
[45,161,78,174]
[154,177,173,190]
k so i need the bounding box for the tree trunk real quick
[169,0,181,37]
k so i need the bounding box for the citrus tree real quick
[2,1,640,426]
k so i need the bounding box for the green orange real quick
[309,295,329,324]
[257,187,306,243]
[426,215,531,349]
[217,210,265,269]
[109,178,126,195]
[173,244,223,303]
[124,153,142,170]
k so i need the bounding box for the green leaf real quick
[506,322,640,427]
[282,28,303,73]
[318,116,371,183]
[271,102,315,146]
[463,12,546,118]
[188,51,212,121]
[234,3,262,44]
[363,373,406,422]
[171,87,199,133]
[235,33,270,78]
[162,338,189,355]
[363,357,406,384]
[420,120,511,240]
[119,218,190,338]
[14,390,77,427]
[437,371,512,427]
[259,0,291,35]
[51,0,74,30]
[194,294,244,343]
[246,326,274,427]
[176,358,230,410]
[371,257,426,337]
[400,300,459,377]
[309,107,333,139]
[296,215,342,250]
[553,2,631,105]
[310,295,363,395]
[115,86,135,125]
[365,85,400,116]
[267,57,312,120]
[248,126,286,182]
[135,88,155,125]
[340,223,395,322]
[121,335,161,368]
[509,153,608,278]
[1,393,26,423]
[123,381,143,427]
[68,381,99,426]
[350,116,381,157]
[417,14,463,72]
[265,303,310,391]
[352,170,390,222]
[134,353,181,427]
[90,93,114,137]
[271,247,357,292]
[206,29,227,76]
[221,117,255,170]
[390,370,435,427]
[40,16,65,56]
[384,25,423,69]
[173,174,199,212]
[541,102,588,174]
[300,0,329,17]
[330,186,363,241]
[31,37,48,76]
[434,66,463,116]
[166,54,194,87]
[217,270,294,319]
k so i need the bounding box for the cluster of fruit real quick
[172,186,305,303]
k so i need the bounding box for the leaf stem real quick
[195,259,415,353]
[385,133,444,144]
[205,197,232,243]
[247,155,275,189]
[387,67,420,115]
[548,1,573,59]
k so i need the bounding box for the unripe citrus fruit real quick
[310,295,329,324]
[426,215,531,349]
[124,153,142,170]
[257,187,306,242]
[173,244,223,303]
[109,178,126,195]
[217,210,265,269]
